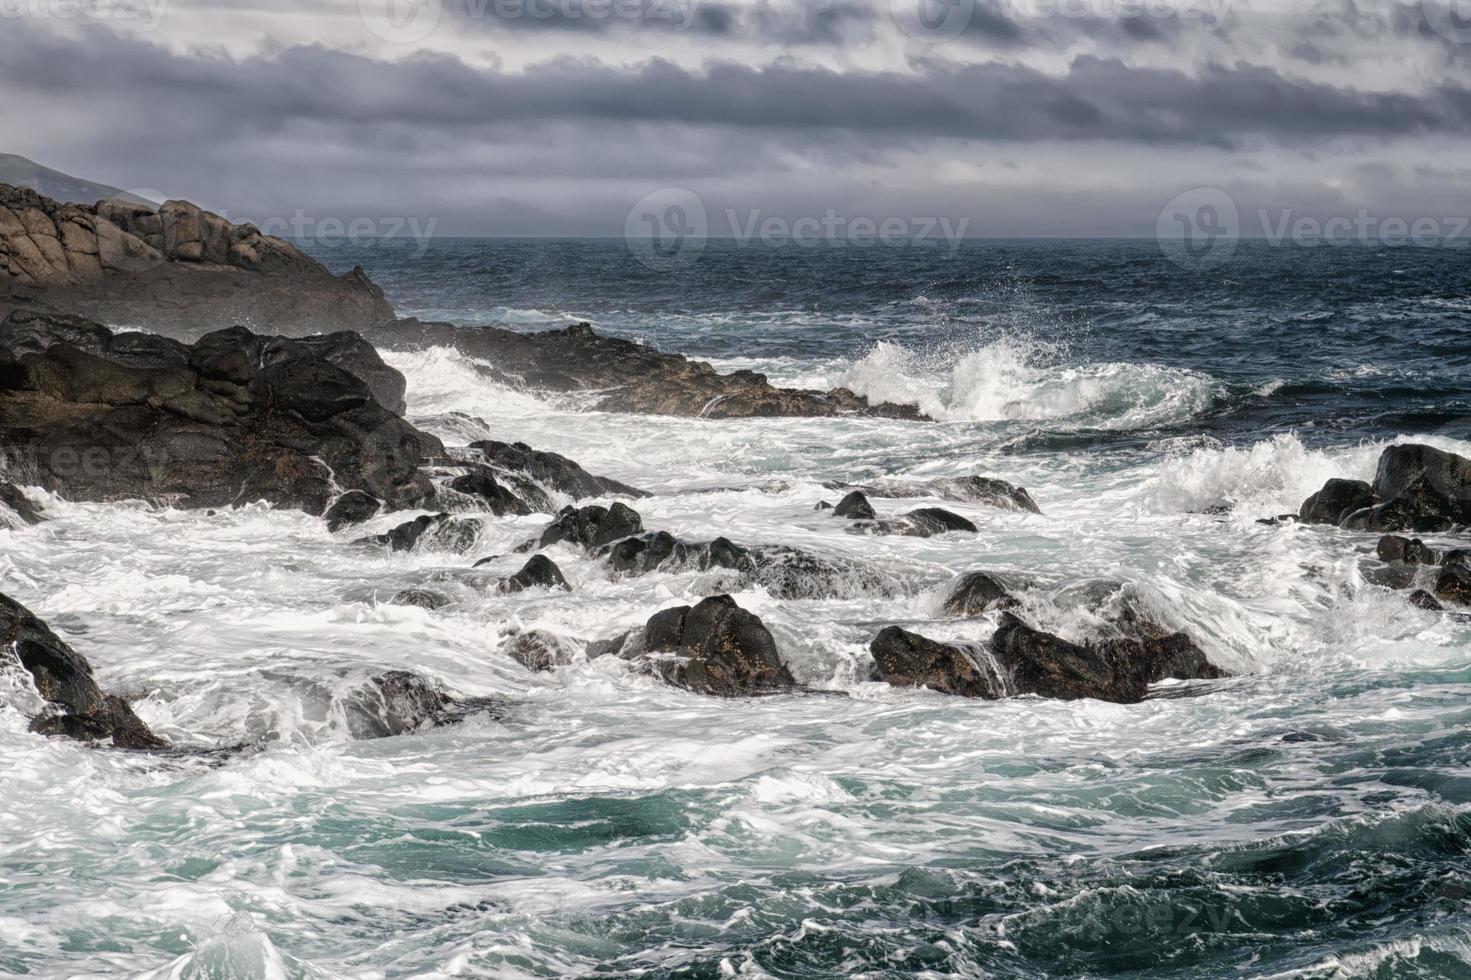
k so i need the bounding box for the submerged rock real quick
[503,629,580,672]
[832,476,1041,514]
[628,595,796,697]
[467,440,648,499]
[365,513,483,553]
[323,490,380,532]
[1299,478,1375,526]
[523,502,643,552]
[942,571,1030,616]
[388,588,449,610]
[0,312,442,514]
[0,590,167,749]
[338,671,453,739]
[0,183,394,338]
[498,555,571,594]
[364,319,928,421]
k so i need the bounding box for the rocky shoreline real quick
[2,181,1468,753]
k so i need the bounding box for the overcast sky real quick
[3,0,1469,236]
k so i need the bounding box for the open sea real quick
[2,239,1469,978]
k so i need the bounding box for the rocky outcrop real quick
[1,590,167,749]
[833,476,1041,514]
[466,440,647,500]
[522,502,643,552]
[0,183,395,338]
[364,513,482,553]
[1299,479,1375,526]
[444,466,535,516]
[292,332,407,415]
[618,595,797,697]
[870,612,1224,704]
[0,312,442,514]
[598,531,897,599]
[498,555,571,593]
[365,319,928,421]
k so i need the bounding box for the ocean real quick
[2,238,1469,978]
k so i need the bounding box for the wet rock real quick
[467,440,648,499]
[524,502,642,552]
[293,331,407,415]
[894,507,978,536]
[1408,589,1445,611]
[832,490,876,520]
[629,595,796,697]
[389,588,449,610]
[503,629,579,672]
[1341,494,1454,534]
[1,183,394,338]
[323,490,380,532]
[364,319,928,421]
[338,671,453,739]
[1434,564,1471,606]
[839,476,1041,514]
[0,590,167,749]
[365,513,483,553]
[1299,478,1375,526]
[0,481,43,525]
[0,313,442,514]
[1374,444,1471,523]
[446,466,533,516]
[869,627,1005,698]
[498,555,571,594]
[1376,535,1439,566]
[943,571,1029,616]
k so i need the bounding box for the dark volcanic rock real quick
[1435,564,1471,606]
[499,555,571,594]
[832,490,876,520]
[293,332,407,415]
[901,507,978,536]
[1408,589,1446,611]
[366,513,483,553]
[338,671,453,739]
[631,595,796,697]
[446,466,533,516]
[838,476,1041,514]
[389,588,449,610]
[324,490,381,532]
[0,590,166,749]
[869,626,1005,698]
[364,319,928,421]
[1376,535,1439,566]
[0,481,43,524]
[0,313,442,514]
[1374,444,1471,523]
[468,440,647,499]
[598,531,896,599]
[943,571,1030,616]
[525,502,643,552]
[0,183,395,338]
[1299,478,1375,526]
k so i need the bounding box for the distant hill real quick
[0,154,157,208]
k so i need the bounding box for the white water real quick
[2,343,1470,977]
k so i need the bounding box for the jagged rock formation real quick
[0,183,394,337]
[365,319,929,421]
[0,311,441,514]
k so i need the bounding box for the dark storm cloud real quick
[2,24,1466,148]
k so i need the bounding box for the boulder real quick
[467,440,648,499]
[337,671,452,739]
[1376,535,1439,566]
[869,627,1006,698]
[293,331,408,415]
[895,507,978,536]
[943,571,1028,616]
[832,490,876,520]
[1299,478,1375,526]
[323,490,380,532]
[0,313,442,514]
[498,555,571,594]
[629,595,796,697]
[388,588,449,610]
[835,476,1041,514]
[1,183,395,338]
[503,629,579,672]
[524,502,642,552]
[1374,444,1471,523]
[0,590,167,749]
[1408,589,1446,612]
[446,466,533,516]
[364,513,483,553]
[363,319,929,421]
[1435,564,1471,606]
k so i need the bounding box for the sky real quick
[2,0,1469,237]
